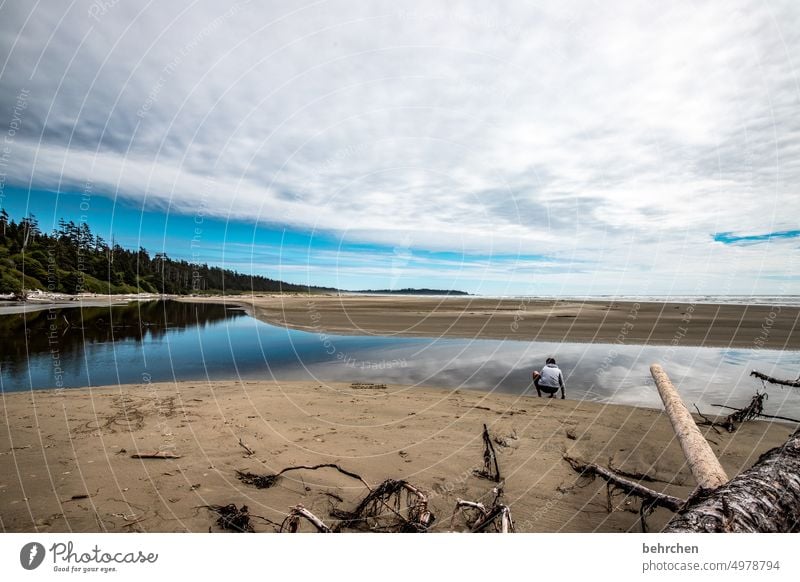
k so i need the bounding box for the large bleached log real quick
[664,429,800,532]
[650,364,729,489]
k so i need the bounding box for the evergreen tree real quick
[0,213,333,295]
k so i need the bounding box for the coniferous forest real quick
[0,211,334,295]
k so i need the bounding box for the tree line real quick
[0,211,334,295]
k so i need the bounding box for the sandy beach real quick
[0,380,793,533]
[2,295,798,533]
[178,295,800,349]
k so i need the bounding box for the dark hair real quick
[546,357,556,365]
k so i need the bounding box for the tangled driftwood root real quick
[451,488,515,533]
[250,424,503,533]
[331,479,434,532]
[695,392,767,433]
[207,504,254,532]
[235,462,434,532]
[280,505,331,532]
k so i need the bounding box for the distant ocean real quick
[372,294,800,306]
[509,295,800,307]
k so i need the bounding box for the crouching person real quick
[532,357,565,399]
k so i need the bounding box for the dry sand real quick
[1,380,793,533]
[179,294,800,349]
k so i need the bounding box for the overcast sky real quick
[1,0,799,295]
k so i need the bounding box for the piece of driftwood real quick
[130,451,182,459]
[664,428,800,532]
[750,370,800,388]
[694,406,731,434]
[452,488,515,533]
[711,404,800,424]
[280,504,331,533]
[563,456,684,512]
[695,392,767,433]
[450,499,488,530]
[238,438,255,456]
[237,463,369,490]
[494,428,519,448]
[331,479,434,532]
[650,364,728,489]
[473,424,501,482]
[472,504,514,533]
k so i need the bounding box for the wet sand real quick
[180,294,800,349]
[0,380,793,533]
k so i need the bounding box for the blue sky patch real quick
[713,230,800,245]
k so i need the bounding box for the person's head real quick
[546,357,556,365]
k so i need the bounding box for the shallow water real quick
[1,300,799,417]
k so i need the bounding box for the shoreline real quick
[3,293,797,348]
[177,294,800,349]
[0,293,165,315]
[1,381,793,533]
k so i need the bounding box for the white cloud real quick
[1,0,799,292]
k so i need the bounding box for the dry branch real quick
[750,370,800,388]
[473,424,502,482]
[563,456,684,512]
[237,438,255,456]
[130,451,182,459]
[664,429,800,532]
[237,463,370,490]
[711,404,800,424]
[650,364,728,489]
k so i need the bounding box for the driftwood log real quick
[650,364,729,489]
[130,451,182,459]
[664,428,800,532]
[652,364,800,532]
